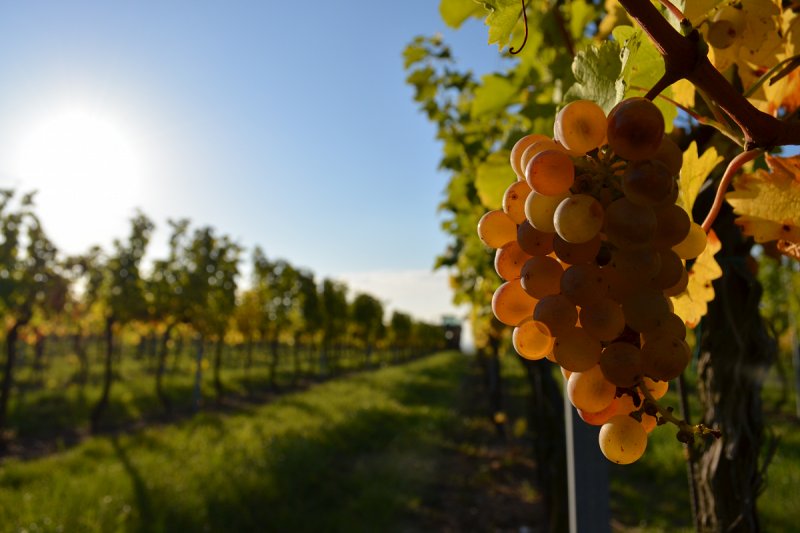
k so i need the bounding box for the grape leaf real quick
[671,79,696,108]
[475,150,514,209]
[482,0,523,50]
[671,230,723,328]
[725,154,800,243]
[598,0,630,39]
[472,74,518,116]
[677,142,724,215]
[563,40,623,113]
[439,0,483,28]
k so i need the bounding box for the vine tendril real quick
[509,0,528,55]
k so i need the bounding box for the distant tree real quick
[389,311,413,360]
[321,279,349,374]
[350,293,384,367]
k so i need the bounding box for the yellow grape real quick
[526,149,575,196]
[604,198,657,248]
[602,263,638,302]
[525,191,570,233]
[554,100,607,155]
[653,136,683,176]
[606,97,664,161]
[577,398,620,426]
[621,289,672,333]
[651,250,684,290]
[672,222,707,259]
[520,139,564,174]
[511,134,551,180]
[561,263,607,306]
[521,256,564,299]
[599,342,643,388]
[579,298,626,342]
[622,160,675,207]
[513,319,554,360]
[492,280,538,327]
[642,376,669,400]
[552,233,601,265]
[478,210,517,249]
[495,241,532,281]
[517,221,555,256]
[640,312,686,343]
[553,326,602,372]
[614,395,657,434]
[502,180,532,224]
[653,204,691,249]
[554,194,604,244]
[534,294,578,337]
[611,247,662,287]
[567,364,617,413]
[663,267,689,297]
[641,335,691,381]
[599,415,648,464]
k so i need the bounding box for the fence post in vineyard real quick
[563,393,610,533]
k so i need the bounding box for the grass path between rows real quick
[0,351,471,533]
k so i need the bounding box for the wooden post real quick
[564,392,611,533]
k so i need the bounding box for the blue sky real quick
[0,1,507,322]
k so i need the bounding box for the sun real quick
[12,106,148,253]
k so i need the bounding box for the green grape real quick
[513,319,554,360]
[561,263,607,306]
[599,415,648,464]
[477,210,517,249]
[622,160,675,207]
[495,241,532,281]
[579,298,626,342]
[554,194,604,244]
[492,280,538,327]
[653,204,691,249]
[621,289,671,333]
[606,97,664,161]
[553,326,602,372]
[672,222,707,259]
[521,256,564,299]
[554,100,607,155]
[525,191,570,233]
[517,221,554,256]
[526,149,575,196]
[604,198,657,248]
[511,133,551,180]
[552,233,601,265]
[641,335,690,381]
[503,180,532,224]
[599,342,643,388]
[653,136,683,176]
[534,294,578,336]
[567,364,616,413]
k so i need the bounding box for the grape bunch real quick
[477,98,707,465]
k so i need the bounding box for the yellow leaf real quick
[678,142,724,215]
[725,154,800,242]
[671,79,695,108]
[671,230,723,328]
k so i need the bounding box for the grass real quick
[0,351,466,532]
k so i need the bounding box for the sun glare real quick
[12,107,147,253]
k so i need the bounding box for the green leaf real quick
[677,141,724,215]
[482,0,522,49]
[440,0,483,28]
[614,25,678,132]
[475,151,514,209]
[403,43,428,70]
[472,74,518,116]
[563,40,624,113]
[568,0,598,41]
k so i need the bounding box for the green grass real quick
[0,351,466,533]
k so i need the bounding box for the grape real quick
[599,342,643,388]
[525,191,570,233]
[517,221,554,256]
[495,241,532,281]
[567,364,616,413]
[599,415,648,464]
[653,204,691,249]
[611,248,662,287]
[653,136,683,176]
[614,396,657,433]
[492,280,538,326]
[642,376,669,400]
[577,398,619,426]
[561,367,572,381]
[602,263,638,302]
[526,149,575,196]
[606,97,664,161]
[663,267,689,297]
[621,289,671,333]
[641,335,690,381]
[511,133,551,180]
[604,198,657,248]
[502,180,532,224]
[554,194,604,244]
[534,294,578,336]
[672,222,707,259]
[651,250,684,290]
[520,139,564,174]
[640,312,686,342]
[553,326,602,372]
[513,319,554,360]
[561,263,607,306]
[554,100,607,155]
[579,299,626,342]
[622,160,675,207]
[478,210,517,249]
[552,233,601,265]
[520,256,564,299]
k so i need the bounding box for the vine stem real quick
[636,380,721,438]
[701,149,762,232]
